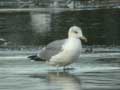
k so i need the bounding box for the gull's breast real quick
[48,39,82,66]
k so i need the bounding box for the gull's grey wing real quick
[38,39,67,60]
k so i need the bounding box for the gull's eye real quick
[74,31,78,34]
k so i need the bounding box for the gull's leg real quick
[63,65,66,70]
[63,66,71,72]
[63,65,74,71]
[56,65,60,76]
[69,65,74,70]
[63,65,67,71]
[56,64,59,70]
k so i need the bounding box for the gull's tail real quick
[28,55,45,61]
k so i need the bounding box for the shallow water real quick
[0,51,120,90]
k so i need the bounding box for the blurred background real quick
[0,0,120,48]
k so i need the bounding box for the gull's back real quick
[37,39,67,60]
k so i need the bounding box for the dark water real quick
[0,50,120,90]
[0,8,120,45]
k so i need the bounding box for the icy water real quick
[0,50,120,90]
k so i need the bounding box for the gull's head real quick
[68,26,87,42]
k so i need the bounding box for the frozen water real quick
[0,50,120,90]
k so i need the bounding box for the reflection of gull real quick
[28,26,87,68]
[29,71,82,90]
[48,72,82,90]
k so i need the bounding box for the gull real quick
[28,26,87,69]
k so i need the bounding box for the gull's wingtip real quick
[28,55,45,61]
[28,55,37,60]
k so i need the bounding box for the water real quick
[0,50,120,90]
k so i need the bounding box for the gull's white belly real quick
[48,50,80,66]
[48,38,81,66]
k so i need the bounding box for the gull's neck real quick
[67,37,81,46]
[62,37,81,51]
[68,37,79,41]
[68,37,78,40]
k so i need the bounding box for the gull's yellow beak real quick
[80,36,87,42]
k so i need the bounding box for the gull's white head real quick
[68,26,87,42]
